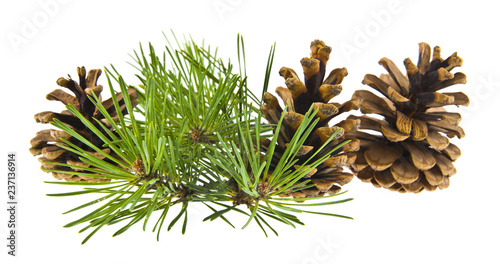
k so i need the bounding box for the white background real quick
[1,0,499,263]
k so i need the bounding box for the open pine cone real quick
[348,43,468,193]
[261,40,360,198]
[29,66,138,182]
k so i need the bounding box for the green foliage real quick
[42,32,352,244]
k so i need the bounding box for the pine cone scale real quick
[374,169,397,188]
[390,157,419,184]
[378,58,410,94]
[364,142,403,171]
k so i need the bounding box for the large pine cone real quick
[29,67,138,182]
[261,40,360,198]
[348,43,468,193]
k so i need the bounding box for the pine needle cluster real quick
[36,33,353,244]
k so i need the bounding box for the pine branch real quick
[35,33,352,243]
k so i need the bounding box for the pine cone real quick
[29,66,138,182]
[348,43,468,193]
[261,40,360,198]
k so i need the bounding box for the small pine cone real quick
[261,40,360,198]
[348,43,468,193]
[29,66,138,182]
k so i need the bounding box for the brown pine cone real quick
[29,66,138,182]
[348,43,468,193]
[261,40,360,198]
